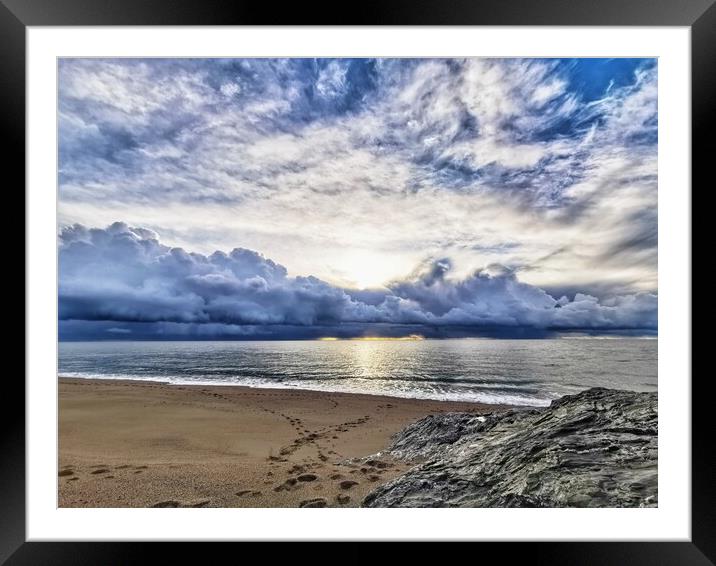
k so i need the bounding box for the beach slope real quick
[59,377,507,508]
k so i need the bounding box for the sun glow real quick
[331,250,414,290]
[318,334,425,341]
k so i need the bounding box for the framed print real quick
[6,0,710,561]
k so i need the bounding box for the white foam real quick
[58,372,551,407]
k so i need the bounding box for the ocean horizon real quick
[59,337,657,407]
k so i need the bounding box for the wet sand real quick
[59,377,510,508]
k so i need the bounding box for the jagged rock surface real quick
[363,388,657,508]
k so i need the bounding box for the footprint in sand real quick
[299,498,327,508]
[339,480,359,490]
[152,500,180,508]
[58,469,74,477]
[297,473,318,482]
[273,478,299,492]
[365,459,392,469]
[152,499,210,508]
[91,468,110,475]
[336,494,351,505]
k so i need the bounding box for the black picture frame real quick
[5,0,709,562]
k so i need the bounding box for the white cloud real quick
[58,58,658,299]
[315,60,348,98]
[219,81,241,97]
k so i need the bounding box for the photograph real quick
[56,56,659,509]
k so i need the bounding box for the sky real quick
[58,58,658,340]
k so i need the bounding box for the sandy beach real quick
[59,377,509,508]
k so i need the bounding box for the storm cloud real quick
[59,223,657,337]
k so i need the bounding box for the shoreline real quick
[58,374,548,407]
[59,377,513,508]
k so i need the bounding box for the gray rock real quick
[363,388,657,508]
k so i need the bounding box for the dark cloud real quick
[59,223,657,338]
[58,319,567,341]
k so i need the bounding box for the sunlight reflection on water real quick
[59,338,656,407]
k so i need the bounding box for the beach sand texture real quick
[59,378,507,508]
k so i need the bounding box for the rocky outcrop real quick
[363,388,657,508]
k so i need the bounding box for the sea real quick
[58,338,657,407]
